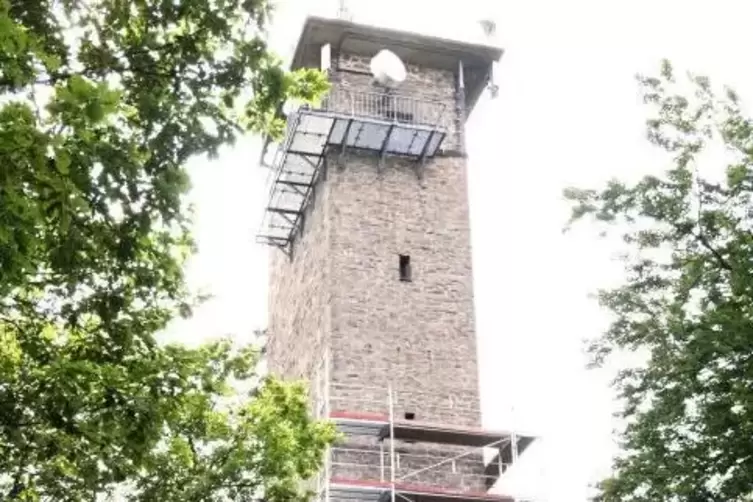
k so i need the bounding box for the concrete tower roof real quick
[291,16,504,113]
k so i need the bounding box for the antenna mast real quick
[337,0,352,20]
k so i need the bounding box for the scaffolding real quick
[312,358,536,502]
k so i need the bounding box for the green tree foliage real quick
[1,0,333,500]
[566,60,753,501]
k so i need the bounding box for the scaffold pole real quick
[388,383,396,502]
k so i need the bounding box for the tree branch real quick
[695,232,733,272]
[693,159,734,273]
[8,447,29,500]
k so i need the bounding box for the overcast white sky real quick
[165,1,753,500]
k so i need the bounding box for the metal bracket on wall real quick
[338,118,354,169]
[377,124,396,173]
[414,159,426,182]
[414,130,436,181]
[297,208,307,239]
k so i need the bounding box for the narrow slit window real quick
[399,255,412,282]
[404,412,416,420]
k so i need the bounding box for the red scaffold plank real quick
[329,410,389,422]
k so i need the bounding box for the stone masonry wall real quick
[324,151,488,492]
[327,152,480,426]
[266,170,331,387]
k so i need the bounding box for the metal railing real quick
[314,89,448,127]
[328,446,506,495]
[330,446,510,481]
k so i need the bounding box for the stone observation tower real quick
[257,14,535,502]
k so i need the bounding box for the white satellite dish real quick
[370,49,407,88]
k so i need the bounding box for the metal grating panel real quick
[328,483,387,502]
[386,127,420,154]
[298,113,334,135]
[327,118,349,145]
[330,415,387,436]
[290,128,330,154]
[425,131,444,157]
[407,130,432,156]
[277,153,318,184]
[352,122,389,150]
[326,118,445,158]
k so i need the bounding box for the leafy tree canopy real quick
[1,0,333,500]
[567,60,753,501]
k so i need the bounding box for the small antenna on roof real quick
[479,18,500,99]
[479,19,496,38]
[337,0,353,21]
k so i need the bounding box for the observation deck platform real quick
[256,89,447,250]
